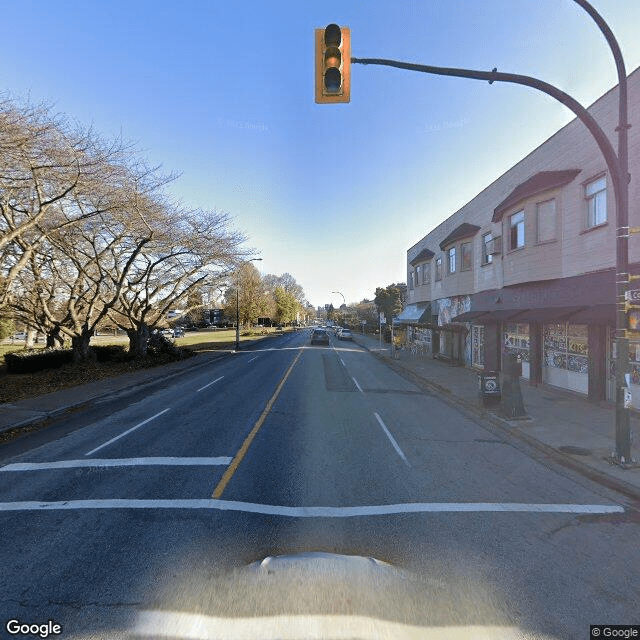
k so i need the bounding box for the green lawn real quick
[1,327,293,364]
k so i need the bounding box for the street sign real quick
[625,289,640,302]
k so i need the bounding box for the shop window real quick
[544,323,588,373]
[503,323,530,363]
[472,325,484,367]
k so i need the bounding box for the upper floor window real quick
[409,270,414,290]
[461,241,472,271]
[537,198,556,243]
[415,265,421,286]
[585,175,607,228]
[481,232,493,265]
[435,257,442,281]
[447,247,456,274]
[509,210,525,250]
[422,263,430,285]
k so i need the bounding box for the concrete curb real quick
[355,336,640,505]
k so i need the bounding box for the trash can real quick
[478,371,501,406]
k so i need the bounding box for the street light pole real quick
[351,0,632,462]
[235,258,263,352]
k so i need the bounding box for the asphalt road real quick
[0,329,638,640]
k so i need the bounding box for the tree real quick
[273,286,298,325]
[223,262,271,328]
[374,284,406,325]
[0,97,141,308]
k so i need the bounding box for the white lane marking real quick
[247,356,259,363]
[339,357,346,366]
[85,409,171,457]
[1,457,232,472]
[197,376,224,392]
[352,377,364,393]
[0,499,623,516]
[374,412,410,467]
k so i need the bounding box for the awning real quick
[451,310,490,322]
[509,306,585,322]
[563,304,615,325]
[395,303,431,324]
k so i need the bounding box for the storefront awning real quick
[509,306,585,322]
[563,304,615,325]
[396,303,431,324]
[451,310,491,322]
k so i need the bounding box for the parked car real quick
[310,328,329,345]
[339,328,353,341]
[173,328,185,338]
[161,328,174,337]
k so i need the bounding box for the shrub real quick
[93,344,129,362]
[5,348,74,374]
[147,332,182,357]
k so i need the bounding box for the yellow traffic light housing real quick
[315,24,350,103]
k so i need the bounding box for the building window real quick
[461,241,472,271]
[472,325,484,367]
[415,265,421,286]
[544,323,588,374]
[509,210,525,250]
[447,247,456,274]
[422,263,430,285]
[409,270,414,290]
[585,175,607,228]
[435,257,442,281]
[481,232,493,265]
[537,198,556,243]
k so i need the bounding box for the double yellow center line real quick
[212,349,302,498]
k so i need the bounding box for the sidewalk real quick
[353,332,640,502]
[0,348,234,434]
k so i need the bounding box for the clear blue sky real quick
[3,1,640,308]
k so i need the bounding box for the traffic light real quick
[315,24,350,103]
[629,308,640,332]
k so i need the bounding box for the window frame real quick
[509,210,525,251]
[481,232,493,265]
[536,198,556,244]
[460,241,472,271]
[447,246,457,274]
[585,175,607,229]
[435,256,442,281]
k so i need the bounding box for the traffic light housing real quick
[315,24,350,103]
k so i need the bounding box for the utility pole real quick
[344,0,631,462]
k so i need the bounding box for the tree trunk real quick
[72,325,94,362]
[46,326,64,349]
[25,329,36,349]
[127,323,149,358]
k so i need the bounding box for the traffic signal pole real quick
[347,0,632,461]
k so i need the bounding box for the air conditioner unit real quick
[487,235,502,255]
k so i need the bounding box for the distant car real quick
[339,328,353,340]
[12,332,27,340]
[161,328,174,337]
[334,327,342,336]
[173,328,185,337]
[310,328,329,345]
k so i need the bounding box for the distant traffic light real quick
[315,24,350,103]
[629,308,640,331]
